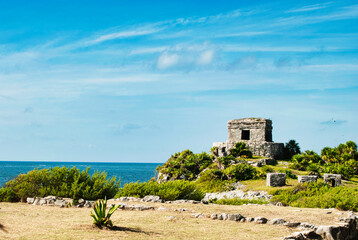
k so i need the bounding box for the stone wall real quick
[213,118,284,159]
[227,118,272,143]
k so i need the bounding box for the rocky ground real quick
[0,195,357,240]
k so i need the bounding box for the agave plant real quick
[90,197,119,228]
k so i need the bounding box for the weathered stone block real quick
[323,174,342,187]
[298,175,318,183]
[266,173,286,187]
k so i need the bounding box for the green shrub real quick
[230,142,253,158]
[223,163,257,181]
[0,167,120,202]
[116,180,204,201]
[321,163,355,180]
[0,187,18,202]
[156,150,213,181]
[278,169,297,179]
[211,198,269,205]
[290,150,324,171]
[261,165,275,174]
[270,182,358,211]
[91,198,119,228]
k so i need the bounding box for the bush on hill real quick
[0,167,120,202]
[156,150,213,181]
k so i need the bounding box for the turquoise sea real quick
[0,161,161,187]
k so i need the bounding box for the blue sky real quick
[0,0,357,162]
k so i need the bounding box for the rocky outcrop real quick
[282,215,358,240]
[26,196,94,208]
[203,190,272,202]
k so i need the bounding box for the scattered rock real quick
[299,223,316,230]
[228,214,244,221]
[141,195,162,203]
[157,207,169,211]
[192,213,205,218]
[168,216,177,221]
[170,199,200,204]
[246,217,254,223]
[269,218,286,225]
[174,208,190,212]
[118,197,141,202]
[284,222,301,228]
[254,217,268,224]
[203,190,271,202]
[211,213,218,220]
[26,197,35,204]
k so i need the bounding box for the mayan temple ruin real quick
[213,118,284,159]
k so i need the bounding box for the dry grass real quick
[0,201,350,240]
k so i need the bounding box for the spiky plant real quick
[90,197,119,228]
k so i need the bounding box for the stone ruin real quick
[213,118,284,159]
[298,175,318,183]
[324,173,342,187]
[266,173,286,187]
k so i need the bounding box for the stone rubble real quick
[203,190,272,202]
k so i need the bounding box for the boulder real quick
[284,222,301,228]
[26,197,35,204]
[254,217,268,224]
[32,197,41,205]
[228,214,244,221]
[141,195,162,203]
[269,218,286,225]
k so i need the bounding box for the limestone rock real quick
[228,214,244,221]
[254,217,268,224]
[27,197,35,204]
[141,195,162,203]
[269,218,286,225]
[284,222,301,228]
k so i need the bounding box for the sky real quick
[0,0,357,162]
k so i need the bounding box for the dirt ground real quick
[0,201,351,240]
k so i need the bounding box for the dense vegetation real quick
[270,182,358,211]
[157,142,260,189]
[0,167,120,202]
[289,141,358,179]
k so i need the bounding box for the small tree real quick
[284,140,301,160]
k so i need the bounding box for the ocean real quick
[0,161,161,187]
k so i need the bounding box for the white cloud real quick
[130,46,167,55]
[197,50,214,65]
[85,28,161,46]
[217,32,269,37]
[157,52,179,69]
[286,3,330,13]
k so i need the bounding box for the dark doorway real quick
[241,130,250,140]
[329,179,336,187]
